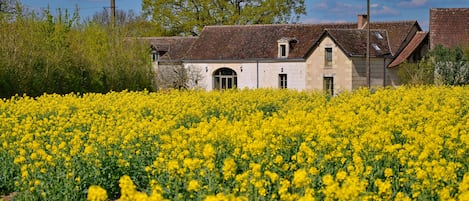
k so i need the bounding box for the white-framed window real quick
[277,38,290,58]
[213,68,237,90]
[280,44,287,57]
[278,43,289,58]
[279,74,287,89]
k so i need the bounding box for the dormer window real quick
[372,43,381,51]
[280,44,287,57]
[374,31,384,40]
[150,44,169,62]
[278,41,289,58]
[277,37,296,58]
[150,45,158,62]
[151,49,158,62]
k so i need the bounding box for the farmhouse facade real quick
[142,15,428,94]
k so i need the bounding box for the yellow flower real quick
[87,185,108,201]
[293,169,309,188]
[145,166,152,172]
[222,158,237,180]
[187,180,201,192]
[202,144,215,159]
[13,156,26,164]
[384,168,393,178]
[30,153,38,160]
[279,179,290,195]
[119,175,137,201]
[274,155,283,164]
[322,174,334,186]
[394,192,411,201]
[309,167,318,176]
[336,170,347,182]
[375,179,392,197]
[264,170,279,182]
[3,87,469,200]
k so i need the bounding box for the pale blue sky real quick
[20,0,469,30]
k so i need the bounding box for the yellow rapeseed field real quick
[1,86,468,200]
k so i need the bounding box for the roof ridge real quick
[370,20,417,24]
[202,21,416,29]
[325,28,389,31]
[204,22,356,28]
[133,36,198,39]
[431,8,469,10]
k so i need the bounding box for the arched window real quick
[213,68,237,90]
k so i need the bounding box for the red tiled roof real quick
[324,29,392,57]
[430,8,469,49]
[388,32,428,68]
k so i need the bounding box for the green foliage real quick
[432,45,469,85]
[397,45,469,86]
[89,9,163,37]
[397,59,434,85]
[142,0,306,36]
[0,4,154,98]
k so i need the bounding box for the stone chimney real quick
[357,14,368,29]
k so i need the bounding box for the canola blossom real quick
[0,86,468,200]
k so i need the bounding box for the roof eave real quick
[183,58,306,63]
[349,52,392,58]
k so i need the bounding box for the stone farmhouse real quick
[140,14,430,94]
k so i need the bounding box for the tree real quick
[156,65,203,90]
[0,0,15,14]
[397,59,434,85]
[432,45,469,85]
[0,4,155,98]
[142,0,306,36]
[90,9,136,28]
[87,9,164,37]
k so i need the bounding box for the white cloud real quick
[372,6,400,16]
[313,2,329,9]
[333,2,358,11]
[398,0,428,7]
[330,2,363,16]
[302,17,327,24]
[301,17,346,24]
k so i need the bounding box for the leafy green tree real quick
[432,45,469,85]
[397,59,434,85]
[0,3,154,98]
[67,21,153,93]
[88,9,162,37]
[142,0,306,36]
